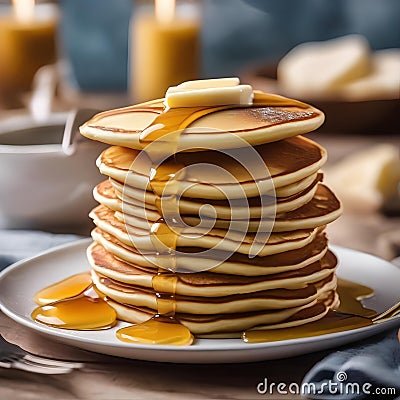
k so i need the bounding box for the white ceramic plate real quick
[0,239,399,364]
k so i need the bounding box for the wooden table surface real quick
[1,311,337,400]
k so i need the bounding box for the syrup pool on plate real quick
[31,273,377,343]
[242,278,376,343]
[32,274,117,330]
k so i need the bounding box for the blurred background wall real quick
[202,0,400,76]
[1,0,399,96]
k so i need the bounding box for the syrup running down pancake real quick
[33,78,345,345]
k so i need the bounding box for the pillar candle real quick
[131,0,201,103]
[0,4,56,96]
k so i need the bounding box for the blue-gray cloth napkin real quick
[303,258,400,399]
[302,328,400,399]
[0,230,83,272]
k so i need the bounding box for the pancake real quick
[105,294,337,336]
[89,204,320,257]
[90,229,329,276]
[94,180,341,233]
[92,269,336,314]
[95,176,318,221]
[96,136,327,199]
[80,94,325,151]
[89,244,337,335]
[179,184,342,233]
[106,300,321,336]
[275,173,320,198]
[89,242,337,296]
[114,176,320,220]
[110,171,322,206]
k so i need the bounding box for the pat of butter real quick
[170,77,240,90]
[165,78,254,108]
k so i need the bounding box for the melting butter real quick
[165,77,253,108]
[169,77,241,90]
[165,85,253,108]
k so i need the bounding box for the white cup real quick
[0,112,106,231]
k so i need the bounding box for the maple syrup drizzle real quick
[32,283,117,330]
[242,278,376,343]
[139,91,309,146]
[335,278,376,318]
[115,112,194,345]
[242,311,373,343]
[137,90,312,264]
[32,94,367,344]
[115,94,316,345]
[149,161,185,268]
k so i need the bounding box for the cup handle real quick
[61,108,101,155]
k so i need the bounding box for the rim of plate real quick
[0,238,399,352]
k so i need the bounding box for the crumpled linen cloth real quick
[0,229,83,272]
[302,328,400,399]
[302,257,400,399]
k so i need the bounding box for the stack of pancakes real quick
[80,92,342,337]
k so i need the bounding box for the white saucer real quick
[0,239,399,363]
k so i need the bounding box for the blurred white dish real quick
[0,112,106,230]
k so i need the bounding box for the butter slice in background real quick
[326,144,400,213]
[278,34,371,97]
[341,49,400,100]
[277,34,400,100]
